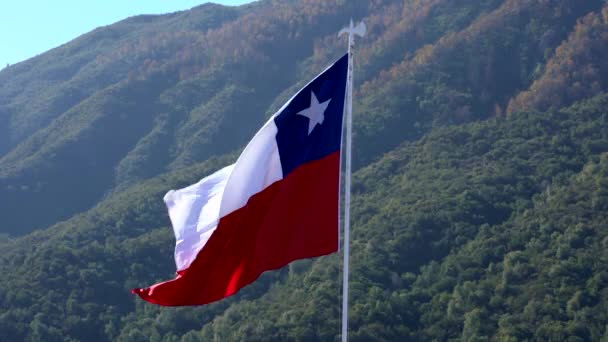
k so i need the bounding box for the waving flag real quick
[133,54,349,306]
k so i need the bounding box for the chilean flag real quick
[133,54,348,306]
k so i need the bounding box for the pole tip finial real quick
[339,20,366,38]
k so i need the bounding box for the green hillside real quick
[1,0,607,340]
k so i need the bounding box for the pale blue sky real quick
[0,0,253,68]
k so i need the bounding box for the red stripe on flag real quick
[133,152,340,306]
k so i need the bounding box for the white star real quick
[296,91,332,135]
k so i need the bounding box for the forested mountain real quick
[1,0,607,340]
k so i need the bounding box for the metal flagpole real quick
[338,19,365,342]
